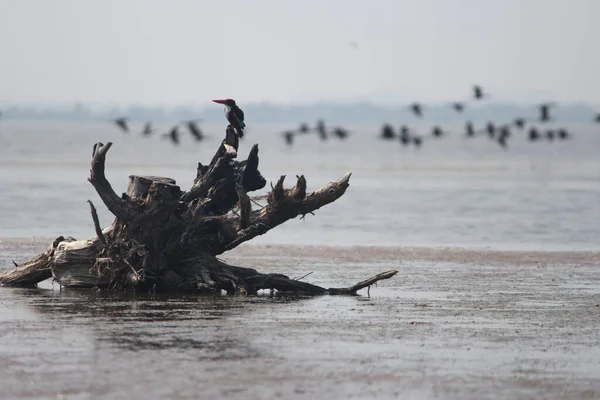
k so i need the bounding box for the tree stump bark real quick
[0,130,397,295]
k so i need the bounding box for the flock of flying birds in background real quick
[79,85,600,149]
[279,85,600,149]
[112,117,206,145]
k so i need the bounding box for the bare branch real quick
[87,200,107,247]
[88,142,133,221]
[216,173,351,254]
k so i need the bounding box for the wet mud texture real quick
[1,238,599,399]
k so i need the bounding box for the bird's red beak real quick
[212,99,226,104]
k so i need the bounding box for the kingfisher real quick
[212,99,245,138]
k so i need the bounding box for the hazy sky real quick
[0,0,599,106]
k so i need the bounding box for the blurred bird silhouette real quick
[538,103,556,122]
[162,126,180,145]
[451,102,465,113]
[114,117,129,133]
[546,129,555,141]
[594,113,600,123]
[282,130,295,146]
[182,120,205,141]
[380,124,395,139]
[399,125,411,145]
[512,118,527,129]
[431,126,446,138]
[473,85,487,100]
[315,120,327,140]
[298,122,310,134]
[528,127,541,141]
[485,122,496,138]
[412,136,423,147]
[141,122,154,136]
[332,127,349,140]
[213,99,245,138]
[497,126,511,148]
[557,128,571,140]
[409,103,423,118]
[465,121,475,137]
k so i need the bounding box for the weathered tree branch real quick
[87,200,107,247]
[215,172,351,254]
[1,126,397,296]
[0,236,75,286]
[88,142,133,222]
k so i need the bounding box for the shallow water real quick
[1,240,600,399]
[1,121,600,398]
[0,121,599,249]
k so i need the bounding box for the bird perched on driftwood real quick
[213,99,245,138]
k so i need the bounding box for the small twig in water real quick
[294,271,314,281]
[300,211,315,221]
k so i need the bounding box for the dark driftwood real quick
[1,128,397,295]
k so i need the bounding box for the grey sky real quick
[0,0,598,106]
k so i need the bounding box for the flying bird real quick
[182,120,205,141]
[399,126,411,145]
[298,122,310,134]
[557,128,570,140]
[473,85,487,100]
[513,118,526,129]
[431,126,445,138]
[409,103,423,118]
[497,126,511,148]
[546,129,555,141]
[141,122,154,136]
[114,117,129,133]
[528,127,541,141]
[380,124,395,139]
[465,121,475,137]
[538,103,556,122]
[332,127,349,140]
[315,120,327,140]
[412,136,423,147]
[162,125,180,145]
[282,130,295,146]
[485,122,496,138]
[451,102,465,113]
[213,99,245,138]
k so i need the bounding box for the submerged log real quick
[1,126,398,295]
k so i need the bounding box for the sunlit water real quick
[0,120,599,250]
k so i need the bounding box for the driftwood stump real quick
[1,130,397,295]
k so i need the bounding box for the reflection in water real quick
[17,287,307,357]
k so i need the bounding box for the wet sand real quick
[1,238,599,399]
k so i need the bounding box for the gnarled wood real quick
[0,236,75,286]
[1,125,396,296]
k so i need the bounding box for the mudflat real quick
[1,238,599,399]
